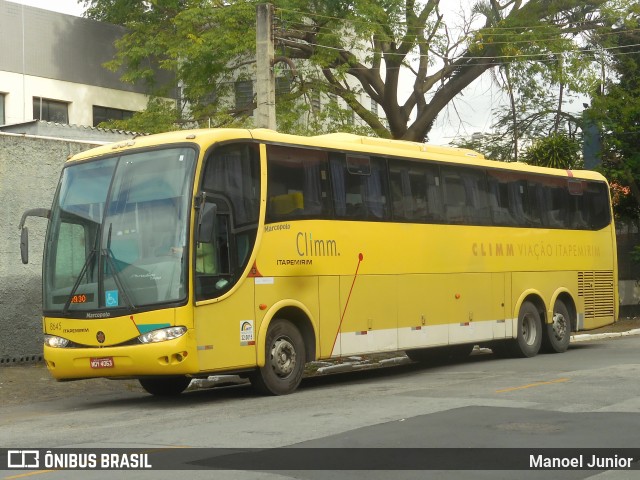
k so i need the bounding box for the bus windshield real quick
[43,147,196,315]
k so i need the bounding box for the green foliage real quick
[587,7,640,222]
[98,98,181,134]
[452,133,516,162]
[521,133,582,169]
[82,0,634,140]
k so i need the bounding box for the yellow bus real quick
[20,128,618,396]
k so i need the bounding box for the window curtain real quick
[364,163,384,218]
[330,155,347,217]
[303,161,322,215]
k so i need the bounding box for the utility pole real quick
[256,3,276,129]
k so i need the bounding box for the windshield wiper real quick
[62,229,100,314]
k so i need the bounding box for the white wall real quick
[1,71,149,126]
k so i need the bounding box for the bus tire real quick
[250,319,305,395]
[511,301,543,358]
[139,376,191,396]
[542,301,571,353]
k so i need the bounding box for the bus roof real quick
[67,128,607,183]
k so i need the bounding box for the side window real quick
[487,170,516,226]
[520,179,542,226]
[570,180,611,230]
[330,153,390,220]
[537,176,570,228]
[197,143,260,301]
[389,160,443,223]
[486,171,544,227]
[442,167,490,224]
[498,175,541,227]
[583,182,611,230]
[266,145,330,222]
[201,143,260,226]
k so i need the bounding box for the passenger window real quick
[487,171,516,226]
[442,167,490,224]
[266,145,330,221]
[330,153,390,220]
[389,161,443,222]
[537,177,570,228]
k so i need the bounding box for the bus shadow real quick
[82,344,602,408]
[299,349,496,391]
[83,352,493,408]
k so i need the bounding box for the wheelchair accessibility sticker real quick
[105,290,119,307]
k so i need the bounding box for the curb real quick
[571,328,640,343]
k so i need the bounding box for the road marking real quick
[496,377,569,393]
[4,471,56,479]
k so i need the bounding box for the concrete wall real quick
[0,133,101,364]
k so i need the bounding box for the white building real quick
[0,0,174,129]
[0,0,382,135]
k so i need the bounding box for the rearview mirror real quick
[18,208,51,265]
[20,227,29,264]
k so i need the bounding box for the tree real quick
[98,97,181,134]
[82,0,630,140]
[452,132,514,162]
[587,9,640,222]
[521,132,582,169]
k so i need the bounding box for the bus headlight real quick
[138,326,187,344]
[44,335,70,348]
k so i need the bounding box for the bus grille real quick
[577,271,615,319]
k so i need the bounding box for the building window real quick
[93,106,134,127]
[275,77,291,97]
[370,98,378,116]
[234,80,253,112]
[33,97,69,124]
[310,90,321,114]
[0,94,5,125]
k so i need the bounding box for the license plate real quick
[90,357,114,369]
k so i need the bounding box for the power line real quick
[278,21,640,50]
[276,35,640,64]
[275,6,633,35]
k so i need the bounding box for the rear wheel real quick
[511,300,543,358]
[139,376,191,396]
[542,300,571,353]
[250,319,305,395]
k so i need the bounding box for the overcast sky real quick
[11,0,84,16]
[9,0,499,145]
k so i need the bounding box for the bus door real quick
[193,143,261,372]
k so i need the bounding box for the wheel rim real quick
[552,313,568,341]
[522,313,538,346]
[269,336,297,378]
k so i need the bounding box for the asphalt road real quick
[1,327,640,480]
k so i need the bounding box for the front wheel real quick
[542,301,572,353]
[250,319,306,395]
[139,376,191,396]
